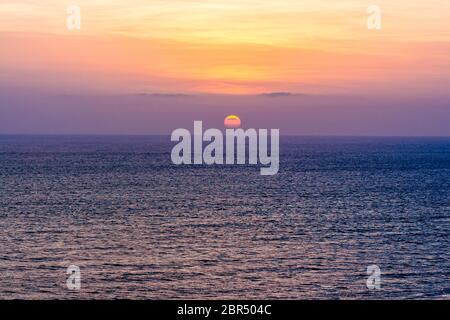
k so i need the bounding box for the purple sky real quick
[1,91,449,136]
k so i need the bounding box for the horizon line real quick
[1,133,450,138]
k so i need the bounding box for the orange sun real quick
[224,115,241,128]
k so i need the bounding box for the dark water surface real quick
[0,135,449,299]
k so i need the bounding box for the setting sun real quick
[224,115,242,128]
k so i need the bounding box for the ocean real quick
[0,135,449,299]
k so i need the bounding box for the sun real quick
[224,115,241,128]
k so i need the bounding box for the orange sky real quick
[1,0,450,95]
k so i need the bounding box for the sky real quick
[0,1,449,134]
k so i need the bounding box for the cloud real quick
[2,32,449,96]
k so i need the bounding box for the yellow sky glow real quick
[1,0,449,94]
